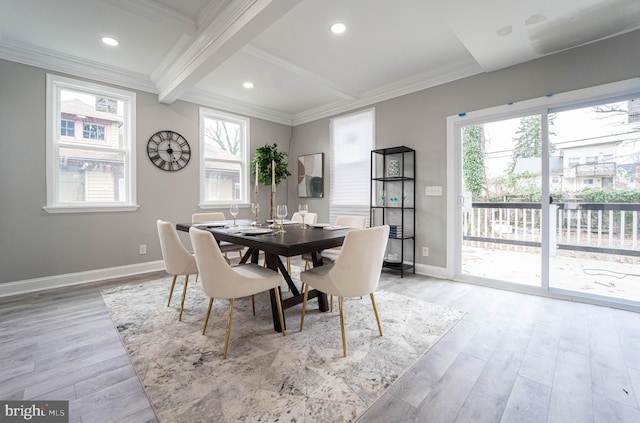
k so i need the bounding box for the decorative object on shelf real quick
[379,190,386,206]
[251,144,291,220]
[297,153,324,197]
[146,130,190,171]
[387,159,400,177]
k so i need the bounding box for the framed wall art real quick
[297,153,324,197]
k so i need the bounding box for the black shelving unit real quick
[370,146,415,277]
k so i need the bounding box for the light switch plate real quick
[425,186,442,196]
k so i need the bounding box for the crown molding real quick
[182,89,294,126]
[197,0,234,30]
[292,57,483,126]
[242,45,359,100]
[0,40,157,93]
[97,0,197,35]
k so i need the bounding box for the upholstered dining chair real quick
[189,227,285,359]
[157,219,199,321]
[299,225,390,357]
[192,212,244,260]
[301,215,368,308]
[302,215,367,271]
[286,211,318,273]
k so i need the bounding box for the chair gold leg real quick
[202,297,214,335]
[287,257,291,274]
[299,283,310,331]
[330,295,333,313]
[223,298,234,359]
[304,261,310,271]
[370,292,383,336]
[339,297,346,357]
[273,287,285,336]
[167,275,177,306]
[179,274,190,321]
[195,273,199,282]
[251,295,255,316]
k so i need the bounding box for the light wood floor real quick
[1,266,639,423]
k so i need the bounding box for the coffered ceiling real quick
[1,0,639,125]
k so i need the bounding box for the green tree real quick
[462,125,486,200]
[508,114,556,173]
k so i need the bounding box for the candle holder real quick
[251,201,260,226]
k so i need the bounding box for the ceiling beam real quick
[154,0,301,104]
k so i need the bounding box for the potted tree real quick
[251,143,291,220]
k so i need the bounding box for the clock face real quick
[147,130,191,171]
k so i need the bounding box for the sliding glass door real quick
[548,97,640,303]
[456,90,640,306]
[460,115,543,287]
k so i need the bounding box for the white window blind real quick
[329,109,374,225]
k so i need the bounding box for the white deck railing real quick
[463,202,640,258]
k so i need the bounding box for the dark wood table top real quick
[176,220,350,256]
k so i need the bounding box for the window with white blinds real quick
[329,109,374,225]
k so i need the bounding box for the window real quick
[586,156,598,164]
[583,178,594,185]
[199,108,249,206]
[568,157,580,167]
[60,119,75,137]
[82,123,105,140]
[602,154,614,162]
[329,109,375,224]
[45,74,137,213]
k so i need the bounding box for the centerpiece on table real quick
[251,143,291,221]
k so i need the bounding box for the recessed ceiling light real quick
[243,81,254,89]
[101,36,119,46]
[331,23,346,34]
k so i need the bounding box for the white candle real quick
[255,162,258,190]
[271,160,275,187]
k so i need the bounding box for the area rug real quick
[101,271,464,422]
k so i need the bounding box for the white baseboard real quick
[0,260,165,298]
[414,263,453,280]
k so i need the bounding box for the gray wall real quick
[2,29,640,284]
[287,29,640,268]
[0,59,291,284]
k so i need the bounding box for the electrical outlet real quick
[139,244,147,255]
[425,186,442,196]
[422,247,429,256]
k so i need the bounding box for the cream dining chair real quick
[189,227,285,359]
[286,211,318,273]
[192,212,244,260]
[302,215,367,271]
[301,215,367,309]
[299,225,390,357]
[157,219,199,321]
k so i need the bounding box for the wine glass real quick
[298,204,309,228]
[250,203,260,226]
[229,204,239,227]
[276,204,288,233]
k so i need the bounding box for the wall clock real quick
[147,130,191,171]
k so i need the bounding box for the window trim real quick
[198,107,250,208]
[44,74,138,213]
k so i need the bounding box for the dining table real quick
[176,219,352,332]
